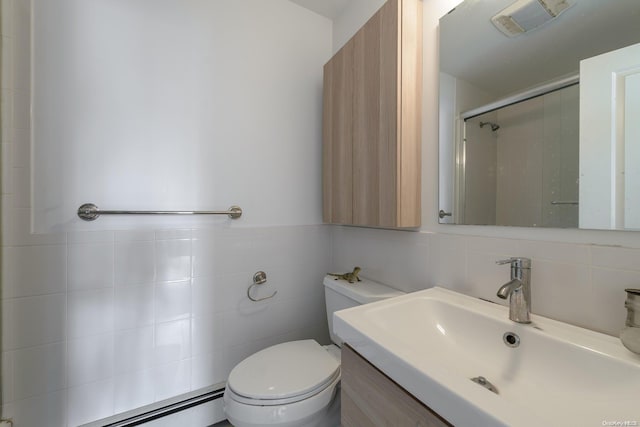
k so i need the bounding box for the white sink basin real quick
[333,287,640,427]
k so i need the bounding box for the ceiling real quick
[289,0,350,20]
[440,0,640,98]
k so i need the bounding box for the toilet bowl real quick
[223,275,405,427]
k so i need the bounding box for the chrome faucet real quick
[496,257,531,324]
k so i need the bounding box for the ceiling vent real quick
[491,0,573,37]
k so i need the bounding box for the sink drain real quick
[470,376,499,394]
[503,331,520,348]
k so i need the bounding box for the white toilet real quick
[223,275,405,427]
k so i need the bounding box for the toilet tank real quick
[324,275,405,346]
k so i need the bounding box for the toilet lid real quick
[227,340,340,401]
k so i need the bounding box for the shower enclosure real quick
[458,84,579,228]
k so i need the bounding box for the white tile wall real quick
[67,379,115,427]
[67,334,115,387]
[113,369,155,414]
[4,390,67,427]
[68,288,115,339]
[8,208,637,426]
[13,342,66,400]
[1,222,333,426]
[68,243,114,291]
[114,240,156,286]
[155,280,191,323]
[155,239,192,283]
[331,226,640,337]
[114,285,154,330]
[114,327,154,375]
[2,245,67,298]
[6,294,66,349]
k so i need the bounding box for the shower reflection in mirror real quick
[456,83,579,228]
[438,0,640,230]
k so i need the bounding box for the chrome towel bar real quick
[550,201,579,205]
[77,203,242,221]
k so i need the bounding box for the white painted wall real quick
[2,1,332,426]
[32,0,331,232]
[437,72,455,222]
[331,0,385,53]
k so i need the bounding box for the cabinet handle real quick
[439,210,452,219]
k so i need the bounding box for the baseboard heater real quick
[82,384,226,427]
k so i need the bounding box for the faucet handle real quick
[496,257,531,268]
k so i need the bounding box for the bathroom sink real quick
[333,287,640,427]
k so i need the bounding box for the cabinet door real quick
[323,42,354,224]
[378,0,402,227]
[352,0,421,228]
[322,0,421,228]
[397,0,422,227]
[353,9,390,227]
[341,345,451,427]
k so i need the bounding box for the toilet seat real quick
[224,370,341,427]
[227,340,340,406]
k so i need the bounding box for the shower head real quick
[480,121,500,131]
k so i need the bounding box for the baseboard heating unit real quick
[80,384,226,427]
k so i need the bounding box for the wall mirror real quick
[438,0,640,230]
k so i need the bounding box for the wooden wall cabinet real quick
[341,345,452,427]
[322,0,422,228]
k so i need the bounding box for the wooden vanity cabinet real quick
[322,0,422,228]
[341,345,452,427]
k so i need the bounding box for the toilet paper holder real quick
[248,271,277,302]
